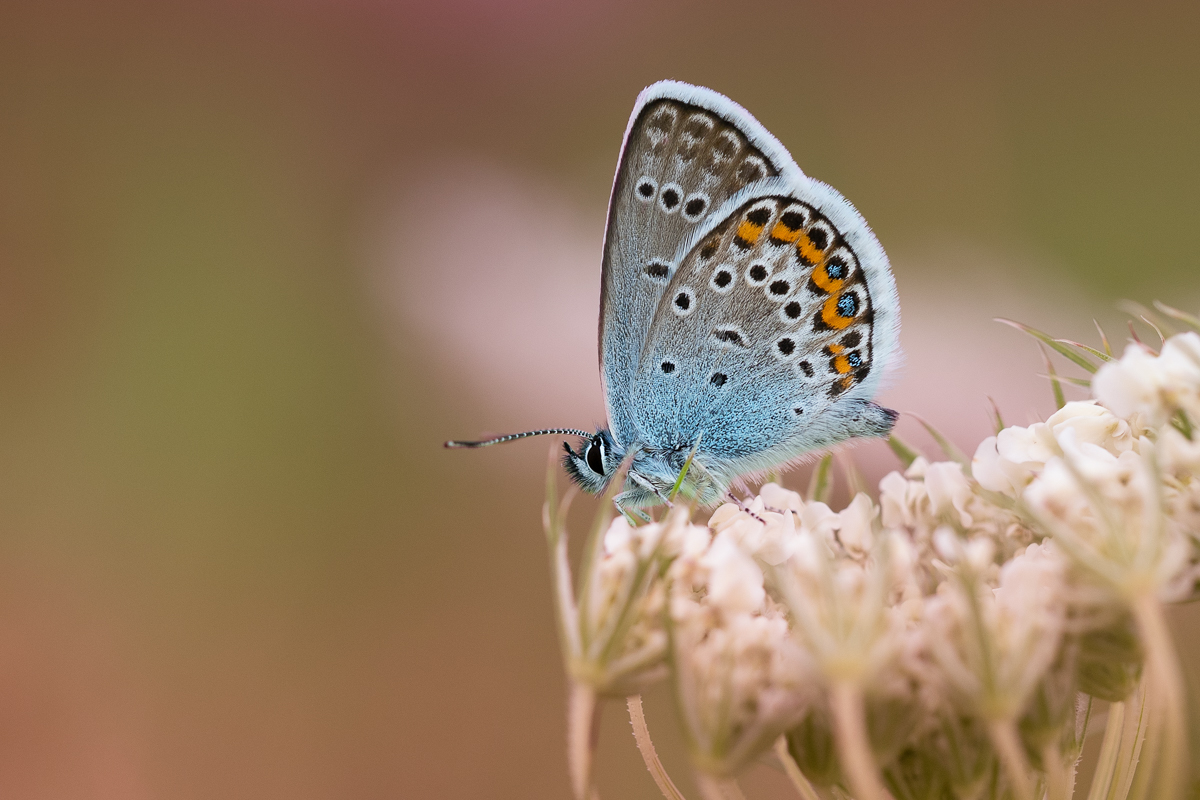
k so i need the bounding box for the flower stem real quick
[1041,742,1069,800]
[627,695,690,800]
[829,680,888,800]
[773,736,823,800]
[1131,592,1186,800]
[986,718,1033,800]
[694,773,746,800]
[1086,700,1123,800]
[569,681,601,800]
[1114,682,1151,800]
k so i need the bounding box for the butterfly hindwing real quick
[599,82,803,445]
[627,178,899,479]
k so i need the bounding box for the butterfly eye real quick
[586,436,606,475]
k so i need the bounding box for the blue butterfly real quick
[448,81,900,514]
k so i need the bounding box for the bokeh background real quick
[2,1,1200,797]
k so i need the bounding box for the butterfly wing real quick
[599,81,804,447]
[627,176,900,485]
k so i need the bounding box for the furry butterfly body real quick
[448,81,900,511]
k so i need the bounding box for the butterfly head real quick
[562,428,624,494]
[563,431,727,509]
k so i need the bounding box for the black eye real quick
[586,437,605,475]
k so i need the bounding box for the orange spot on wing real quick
[810,263,845,294]
[737,219,765,244]
[833,354,853,374]
[838,376,854,392]
[821,295,854,330]
[770,221,801,243]
[827,344,844,355]
[797,233,825,267]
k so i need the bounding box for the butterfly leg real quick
[613,492,652,524]
[627,471,673,509]
[725,491,766,524]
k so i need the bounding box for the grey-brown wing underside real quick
[625,181,898,479]
[599,81,803,446]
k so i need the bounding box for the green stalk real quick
[808,454,834,503]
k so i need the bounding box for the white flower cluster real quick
[551,330,1200,800]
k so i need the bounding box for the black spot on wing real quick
[780,211,805,230]
[713,328,747,347]
[746,207,771,226]
[807,227,828,250]
[645,260,670,280]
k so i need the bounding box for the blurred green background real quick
[1,1,1199,797]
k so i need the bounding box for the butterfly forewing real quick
[627,181,896,471]
[599,82,802,445]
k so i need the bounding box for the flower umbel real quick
[537,312,1200,800]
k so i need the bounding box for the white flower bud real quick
[973,435,1033,495]
[1093,332,1200,426]
[925,461,974,527]
[933,526,960,563]
[703,532,766,615]
[964,537,995,573]
[836,493,877,558]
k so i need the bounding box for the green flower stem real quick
[569,681,600,800]
[627,695,690,800]
[1131,592,1185,800]
[829,680,889,800]
[985,719,1033,800]
[773,737,822,800]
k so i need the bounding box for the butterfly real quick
[447,81,900,515]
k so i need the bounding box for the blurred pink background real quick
[2,1,1200,797]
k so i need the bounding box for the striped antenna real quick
[444,428,593,449]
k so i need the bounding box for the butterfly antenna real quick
[444,428,592,449]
